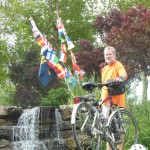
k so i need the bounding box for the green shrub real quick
[41,87,69,107]
[127,100,150,149]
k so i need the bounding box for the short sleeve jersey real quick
[101,60,127,107]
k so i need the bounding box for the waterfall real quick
[11,107,66,150]
[54,108,65,149]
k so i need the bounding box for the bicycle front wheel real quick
[72,102,101,150]
[108,109,138,150]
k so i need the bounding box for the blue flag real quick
[38,51,56,86]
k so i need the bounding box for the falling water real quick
[11,107,66,150]
[54,108,65,150]
[12,107,47,150]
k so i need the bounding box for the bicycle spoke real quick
[72,103,101,150]
[108,109,138,150]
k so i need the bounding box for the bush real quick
[41,87,69,107]
[127,100,150,149]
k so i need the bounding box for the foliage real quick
[127,100,150,149]
[0,0,97,61]
[13,84,40,108]
[104,4,150,75]
[0,0,99,106]
[0,40,10,81]
[0,81,15,106]
[105,4,150,98]
[92,8,123,42]
[88,4,150,100]
[41,87,69,107]
[9,50,61,108]
[97,0,150,14]
[76,39,105,77]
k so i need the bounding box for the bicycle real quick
[71,81,138,150]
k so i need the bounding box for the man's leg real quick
[106,142,112,150]
[106,126,124,150]
[117,134,124,150]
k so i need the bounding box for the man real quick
[101,46,127,150]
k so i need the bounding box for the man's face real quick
[104,49,116,64]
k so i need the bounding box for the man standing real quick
[101,46,127,150]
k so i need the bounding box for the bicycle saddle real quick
[82,82,95,92]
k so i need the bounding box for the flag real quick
[57,17,67,36]
[30,17,78,86]
[61,43,67,53]
[47,60,56,69]
[64,69,76,86]
[29,17,57,85]
[38,56,56,86]
[70,50,76,62]
[60,52,67,63]
[66,36,75,50]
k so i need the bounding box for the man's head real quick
[104,46,116,64]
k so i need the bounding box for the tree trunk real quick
[142,72,148,101]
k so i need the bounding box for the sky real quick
[134,77,150,100]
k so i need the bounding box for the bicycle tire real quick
[72,102,101,150]
[107,109,138,150]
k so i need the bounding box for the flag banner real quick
[29,17,65,84]
[60,52,67,63]
[38,56,56,86]
[70,50,77,63]
[30,17,77,86]
[70,50,84,79]
[61,43,67,53]
[57,17,67,36]
[29,17,53,53]
[56,16,84,84]
[65,69,76,87]
[59,36,66,44]
[46,50,56,60]
[66,36,75,50]
[47,60,56,69]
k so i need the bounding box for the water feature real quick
[53,108,65,149]
[11,107,66,150]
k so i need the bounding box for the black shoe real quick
[114,133,123,144]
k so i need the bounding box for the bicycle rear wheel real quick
[108,109,138,150]
[72,102,101,150]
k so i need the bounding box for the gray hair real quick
[104,46,116,54]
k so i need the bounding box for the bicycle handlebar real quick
[82,80,125,92]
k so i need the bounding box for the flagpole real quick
[67,85,75,98]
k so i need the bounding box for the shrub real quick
[41,87,69,107]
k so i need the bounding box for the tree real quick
[0,0,99,106]
[93,4,150,100]
[0,40,9,81]
[9,49,62,108]
[76,39,104,79]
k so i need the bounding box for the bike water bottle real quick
[102,105,110,119]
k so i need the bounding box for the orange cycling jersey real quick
[101,61,127,107]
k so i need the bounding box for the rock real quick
[0,139,11,150]
[0,126,12,140]
[0,106,22,119]
[0,105,78,150]
[59,104,74,120]
[64,137,76,150]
